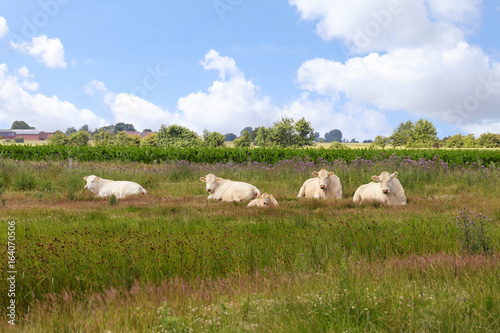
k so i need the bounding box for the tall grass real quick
[0,156,498,331]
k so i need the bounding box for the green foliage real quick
[115,122,136,133]
[233,131,252,148]
[324,129,343,143]
[294,117,316,147]
[455,209,494,254]
[202,130,225,147]
[254,126,272,147]
[477,133,500,148]
[115,131,141,147]
[68,130,90,146]
[157,124,201,148]
[0,145,499,166]
[11,120,35,129]
[49,130,70,145]
[141,132,159,147]
[270,116,296,147]
[370,135,389,149]
[390,120,413,147]
[109,194,118,206]
[407,119,438,148]
[93,129,115,146]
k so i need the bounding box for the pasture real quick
[0,153,499,332]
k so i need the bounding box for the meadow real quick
[0,151,499,332]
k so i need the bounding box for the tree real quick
[49,131,70,145]
[294,117,315,147]
[240,127,253,137]
[324,129,342,143]
[93,129,115,146]
[65,127,77,136]
[141,132,158,147]
[11,121,35,130]
[270,116,296,147]
[115,131,140,146]
[69,130,90,146]
[233,131,252,148]
[79,124,90,133]
[254,126,272,147]
[390,120,414,148]
[202,130,225,147]
[477,133,500,148]
[314,132,321,142]
[408,119,438,148]
[224,133,237,141]
[115,122,136,133]
[370,135,389,149]
[157,124,201,147]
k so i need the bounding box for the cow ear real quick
[199,177,206,182]
[96,177,101,182]
[312,171,319,177]
[328,172,334,177]
[215,177,222,183]
[83,176,88,181]
[372,175,380,182]
[391,171,398,179]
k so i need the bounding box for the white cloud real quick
[10,35,67,69]
[0,17,8,39]
[289,0,470,54]
[177,50,277,134]
[297,42,500,125]
[279,93,392,141]
[0,64,106,130]
[84,80,179,132]
[289,0,500,135]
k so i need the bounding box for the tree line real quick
[4,119,500,148]
[371,119,500,148]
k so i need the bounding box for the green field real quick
[0,153,499,332]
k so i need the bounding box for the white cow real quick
[200,174,261,202]
[353,171,406,206]
[83,175,147,199]
[247,193,279,208]
[297,169,342,199]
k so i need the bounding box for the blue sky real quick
[1,0,499,141]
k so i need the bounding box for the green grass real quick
[0,158,499,332]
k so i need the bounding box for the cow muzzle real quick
[320,185,327,190]
[382,189,389,194]
[207,188,212,193]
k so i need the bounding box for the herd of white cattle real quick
[83,168,407,207]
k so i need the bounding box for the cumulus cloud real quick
[0,17,8,39]
[84,80,180,132]
[0,64,106,130]
[177,50,277,134]
[289,0,500,135]
[279,93,392,141]
[10,35,67,69]
[289,0,470,53]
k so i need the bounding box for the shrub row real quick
[0,144,499,166]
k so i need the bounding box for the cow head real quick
[199,174,222,193]
[372,171,398,194]
[83,175,101,192]
[312,169,335,191]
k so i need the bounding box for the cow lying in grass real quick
[297,169,342,199]
[353,171,406,206]
[247,193,279,207]
[83,175,147,199]
[200,174,260,202]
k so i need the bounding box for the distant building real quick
[0,129,16,139]
[0,129,55,141]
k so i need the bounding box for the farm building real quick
[0,129,55,141]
